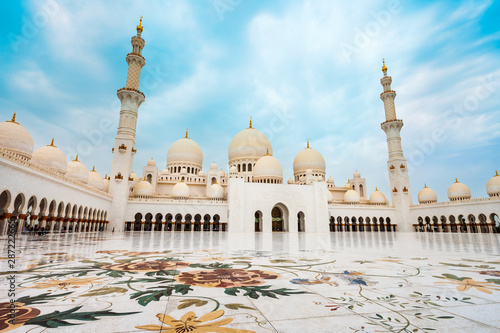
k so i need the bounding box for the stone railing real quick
[0,148,112,198]
[128,196,227,204]
[411,196,498,208]
[329,202,393,208]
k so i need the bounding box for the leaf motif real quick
[17,292,73,306]
[224,303,256,310]
[79,287,128,297]
[485,278,500,285]
[178,299,208,309]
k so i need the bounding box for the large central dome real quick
[228,120,272,164]
[167,135,203,166]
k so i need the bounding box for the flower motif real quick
[96,250,128,254]
[102,260,190,272]
[124,252,165,256]
[175,268,279,288]
[31,277,105,290]
[291,274,338,287]
[0,302,41,332]
[479,271,500,277]
[340,271,376,286]
[435,278,500,294]
[43,252,66,255]
[136,309,255,332]
[201,256,230,262]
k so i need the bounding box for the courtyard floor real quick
[1,231,500,332]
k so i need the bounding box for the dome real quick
[0,113,34,159]
[88,166,105,190]
[326,189,333,202]
[172,181,190,199]
[369,188,386,205]
[486,171,500,197]
[447,178,471,201]
[418,184,438,204]
[344,180,351,189]
[344,189,360,204]
[353,170,361,179]
[287,178,293,184]
[130,172,139,184]
[161,168,169,175]
[198,170,206,177]
[219,169,225,176]
[228,122,273,163]
[207,182,224,199]
[147,158,156,167]
[293,142,326,174]
[134,179,154,196]
[66,155,88,183]
[253,154,283,180]
[32,139,67,173]
[167,136,203,166]
[210,162,218,170]
[229,166,237,174]
[103,176,109,193]
[327,177,334,184]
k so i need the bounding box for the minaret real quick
[109,17,146,230]
[380,59,412,231]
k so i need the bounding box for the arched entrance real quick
[255,211,262,232]
[297,212,305,232]
[271,204,288,232]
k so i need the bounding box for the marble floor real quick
[1,231,500,332]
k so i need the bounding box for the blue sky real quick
[1,0,499,203]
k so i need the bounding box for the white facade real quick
[0,25,499,236]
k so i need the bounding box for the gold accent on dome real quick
[455,178,459,183]
[495,170,499,177]
[424,183,427,188]
[382,58,387,72]
[375,187,378,191]
[7,112,18,124]
[137,16,143,33]
[307,139,310,149]
[185,128,188,138]
[48,138,56,147]
[73,154,79,161]
[91,165,96,172]
[265,148,270,156]
[249,116,253,129]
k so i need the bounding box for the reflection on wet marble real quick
[1,231,500,332]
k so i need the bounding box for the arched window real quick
[146,174,152,183]
[242,164,246,172]
[359,184,364,197]
[238,164,241,172]
[248,163,252,171]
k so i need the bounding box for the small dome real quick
[207,182,224,199]
[447,178,471,201]
[327,177,334,184]
[344,180,351,189]
[253,154,283,180]
[147,158,156,167]
[0,113,34,159]
[88,166,105,190]
[161,168,169,175]
[210,161,218,170]
[287,178,293,184]
[344,189,360,204]
[32,139,67,173]
[353,170,361,179]
[66,155,88,183]
[103,176,109,193]
[418,184,438,204]
[326,189,333,202]
[172,181,190,199]
[134,179,154,196]
[198,170,206,177]
[130,172,139,185]
[219,169,225,176]
[486,171,500,197]
[317,175,324,182]
[369,188,386,205]
[293,142,326,174]
[228,122,273,163]
[229,166,237,174]
[167,136,203,166]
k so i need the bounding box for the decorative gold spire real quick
[48,138,56,147]
[7,112,18,124]
[424,183,427,188]
[265,148,270,156]
[137,16,143,33]
[249,116,253,128]
[92,165,96,172]
[105,174,108,179]
[455,178,459,183]
[73,154,79,161]
[495,170,498,176]
[382,58,387,73]
[375,187,378,191]
[185,128,188,138]
[307,139,310,148]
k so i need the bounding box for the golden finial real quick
[8,112,18,124]
[137,16,143,33]
[48,138,55,147]
[455,178,458,183]
[74,154,79,161]
[92,165,96,172]
[185,128,188,138]
[307,139,309,148]
[424,183,427,188]
[382,58,387,73]
[249,116,253,128]
[375,187,378,191]
[495,170,498,176]
[105,174,107,178]
[265,148,270,155]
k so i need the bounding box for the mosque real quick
[0,20,499,236]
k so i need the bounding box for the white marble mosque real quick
[0,19,499,237]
